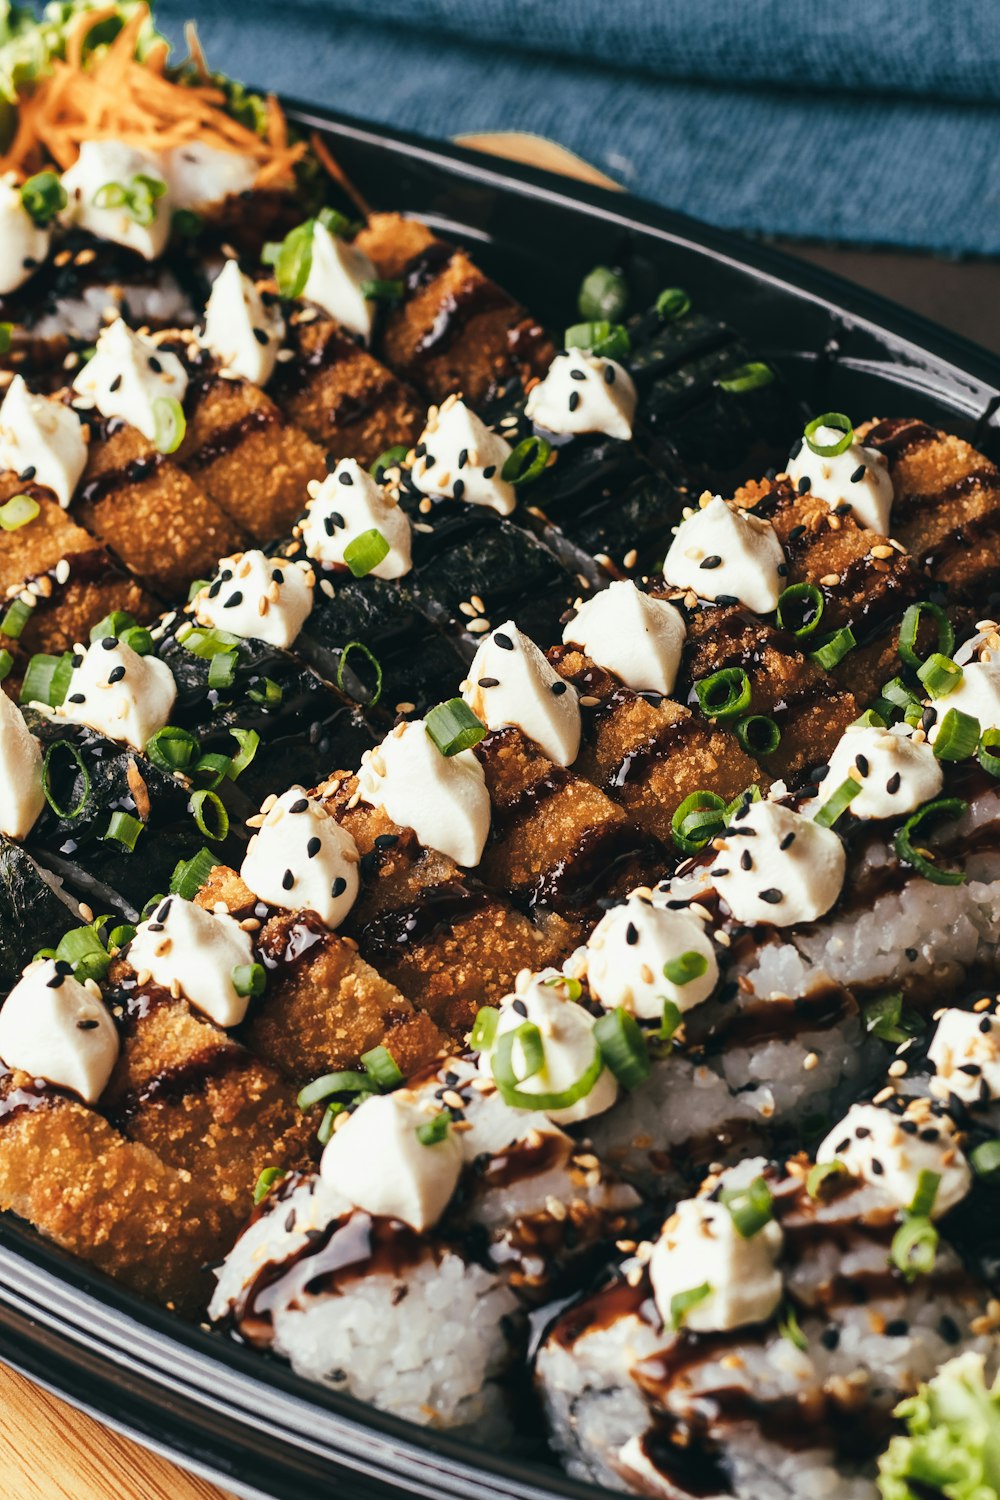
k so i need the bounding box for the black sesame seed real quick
[855,753,869,777]
[306,836,321,859]
[253,327,270,345]
[101,636,118,650]
[478,676,500,688]
[850,465,866,483]
[604,365,616,384]
[856,1126,871,1139]
[715,594,739,606]
[710,867,729,878]
[109,374,122,392]
[108,665,126,684]
[512,998,528,1017]
[625,922,639,945]
[886,772,901,795]
[331,876,347,897]
[759,888,783,904]
[777,562,789,576]
[76,1018,99,1030]
[921,706,937,732]
[871,1159,884,1175]
[797,476,811,495]
[46,972,65,988]
[568,391,580,413]
[700,555,722,571]
[938,1314,961,1345]
[569,368,587,381]
[779,831,796,850]
[740,849,753,871]
[289,798,309,814]
[819,1326,840,1350]
[224,591,243,608]
[457,448,468,469]
[453,478,466,500]
[272,568,284,584]
[374,833,399,849]
[148,355,163,374]
[482,465,496,479]
[551,680,568,696]
[788,524,806,542]
[281,869,295,890]
[494,632,514,651]
[885,1319,909,1337]
[68,692,85,704]
[17,466,36,482]
[338,470,354,486]
[980,1015,994,1033]
[905,947,918,961]
[789,437,803,460]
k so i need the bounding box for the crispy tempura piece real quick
[271,309,424,466]
[354,212,555,405]
[859,417,1000,600]
[194,864,444,1077]
[177,365,328,541]
[320,785,575,1035]
[0,474,151,659]
[102,974,312,1220]
[76,417,247,596]
[473,727,649,923]
[548,645,764,848]
[0,1070,225,1314]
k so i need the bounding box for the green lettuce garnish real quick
[878,1353,1000,1500]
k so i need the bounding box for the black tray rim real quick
[1,93,1000,1500]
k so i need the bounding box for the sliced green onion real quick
[181,625,242,659]
[898,601,954,671]
[578,265,628,322]
[500,435,552,487]
[656,287,691,322]
[20,170,66,226]
[266,218,316,299]
[808,625,856,670]
[933,707,980,762]
[663,950,708,987]
[194,751,231,787]
[658,998,683,1041]
[804,411,854,457]
[20,651,73,708]
[0,494,39,531]
[297,1070,372,1112]
[542,973,583,1002]
[253,1167,287,1205]
[669,1282,712,1329]
[145,725,199,774]
[416,1112,451,1146]
[360,278,403,301]
[120,625,153,657]
[227,727,259,781]
[187,577,210,602]
[103,810,144,850]
[107,923,136,953]
[894,796,967,886]
[671,789,727,854]
[917,653,962,698]
[564,320,629,360]
[471,1007,499,1052]
[425,697,486,757]
[92,180,128,210]
[813,776,862,828]
[777,1302,808,1352]
[343,527,390,579]
[336,640,382,706]
[90,610,136,642]
[854,708,886,729]
[189,788,229,841]
[208,648,239,691]
[978,728,1000,779]
[232,962,266,998]
[862,991,924,1044]
[41,739,90,819]
[492,1022,603,1112]
[1,597,33,639]
[0,324,12,354]
[362,1045,404,1090]
[0,650,13,683]
[777,582,824,639]
[171,208,203,240]
[316,1100,347,1144]
[140,893,166,920]
[317,207,360,238]
[715,362,774,393]
[370,445,409,480]
[594,1008,651,1090]
[890,1216,938,1281]
[908,1169,940,1221]
[152,396,186,455]
[970,1139,1000,1178]
[720,1174,774,1238]
[694,667,751,722]
[807,1158,848,1199]
[53,923,111,983]
[734,714,781,756]
[169,846,218,899]
[247,675,283,706]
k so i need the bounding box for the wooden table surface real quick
[1,132,993,1500]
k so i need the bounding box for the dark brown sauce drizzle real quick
[78,453,165,507]
[186,407,278,469]
[359,879,491,958]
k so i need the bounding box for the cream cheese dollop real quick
[161,142,257,211]
[0,173,50,294]
[563,581,686,697]
[649,1173,784,1333]
[812,722,943,821]
[320,1091,463,1232]
[663,496,785,613]
[410,398,516,516]
[525,348,637,441]
[128,894,257,1029]
[928,1009,1000,1107]
[301,459,412,579]
[202,259,284,386]
[477,969,619,1127]
[56,634,176,751]
[72,318,189,444]
[192,551,314,649]
[240,787,360,929]
[301,221,377,342]
[818,1102,971,1217]
[586,894,717,1019]
[710,798,845,927]
[61,141,171,259]
[0,959,118,1104]
[357,719,491,868]
[0,691,45,839]
[786,425,894,534]
[463,620,581,767]
[929,659,1000,736]
[0,375,87,508]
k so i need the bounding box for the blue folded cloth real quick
[157,0,1000,255]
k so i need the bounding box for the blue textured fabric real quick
[155,0,1000,256]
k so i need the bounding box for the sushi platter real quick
[1,6,1000,1499]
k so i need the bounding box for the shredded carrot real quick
[310,130,373,220]
[0,2,306,186]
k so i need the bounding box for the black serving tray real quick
[2,100,1000,1500]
